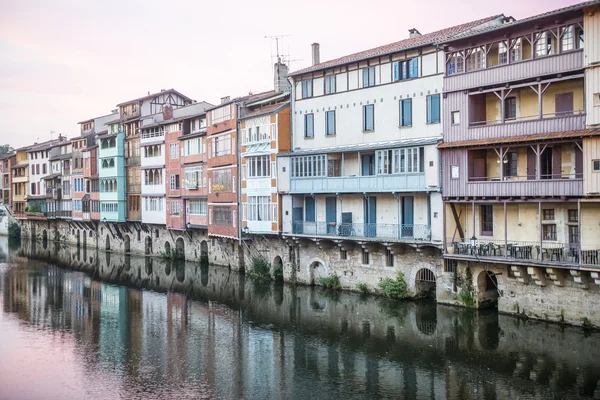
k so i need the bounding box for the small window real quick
[543,209,555,220]
[304,114,314,138]
[393,58,419,81]
[386,249,394,267]
[543,224,557,241]
[340,249,347,260]
[426,95,440,124]
[325,111,336,136]
[444,260,457,273]
[362,66,376,88]
[594,160,600,172]
[362,249,370,265]
[399,99,412,127]
[363,105,374,131]
[451,111,460,125]
[301,80,313,98]
[324,75,336,95]
[504,97,517,120]
[568,210,578,222]
[481,205,493,236]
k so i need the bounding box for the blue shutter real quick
[305,197,315,222]
[393,62,399,81]
[433,95,440,123]
[401,61,407,80]
[409,58,419,78]
[363,68,369,87]
[404,100,412,126]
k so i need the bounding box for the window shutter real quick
[209,209,213,224]
[393,62,399,81]
[233,176,236,193]
[232,137,236,155]
[208,178,212,193]
[242,164,246,179]
[271,162,276,178]
[233,210,237,228]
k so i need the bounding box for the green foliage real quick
[318,273,341,290]
[8,221,21,246]
[248,256,271,280]
[357,282,370,295]
[273,263,284,282]
[459,288,475,307]
[581,317,592,330]
[0,144,13,155]
[378,271,408,300]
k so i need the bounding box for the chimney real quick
[311,43,320,66]
[221,96,230,104]
[274,59,290,93]
[408,28,422,38]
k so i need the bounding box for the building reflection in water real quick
[1,237,600,399]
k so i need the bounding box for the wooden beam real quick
[450,203,465,241]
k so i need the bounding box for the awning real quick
[243,142,271,155]
[438,128,600,149]
[279,137,440,157]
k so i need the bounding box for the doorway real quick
[402,196,414,238]
[326,197,336,235]
[363,197,376,237]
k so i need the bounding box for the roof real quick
[116,89,192,107]
[0,153,15,160]
[204,90,276,113]
[437,129,600,149]
[49,153,72,161]
[289,15,502,76]
[441,0,600,45]
[177,130,207,141]
[279,137,440,157]
[41,173,61,180]
[241,102,289,120]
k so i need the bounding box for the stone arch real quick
[477,270,499,308]
[414,267,436,299]
[272,255,283,283]
[124,234,131,254]
[307,258,328,285]
[145,236,152,255]
[42,229,48,242]
[105,235,111,251]
[175,237,185,260]
[165,241,171,256]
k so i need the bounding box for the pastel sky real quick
[0,0,580,148]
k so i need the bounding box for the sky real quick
[0,0,581,148]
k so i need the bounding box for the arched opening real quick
[42,229,48,249]
[309,260,328,285]
[145,257,153,276]
[200,263,209,287]
[105,235,111,251]
[477,270,499,308]
[200,241,209,265]
[415,268,436,299]
[124,235,131,254]
[175,238,185,260]
[164,241,171,256]
[83,231,87,248]
[176,262,185,283]
[145,236,152,255]
[272,255,283,283]
[76,230,80,247]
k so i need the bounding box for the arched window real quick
[109,158,115,168]
[102,159,107,168]
[109,138,116,148]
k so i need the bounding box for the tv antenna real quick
[265,35,303,70]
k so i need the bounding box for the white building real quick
[140,124,167,225]
[280,17,503,270]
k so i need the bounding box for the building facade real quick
[99,122,126,222]
[0,153,15,208]
[11,146,30,217]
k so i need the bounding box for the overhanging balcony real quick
[290,173,427,194]
[289,221,431,242]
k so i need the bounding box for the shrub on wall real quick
[378,271,408,300]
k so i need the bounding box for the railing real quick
[291,221,431,241]
[581,247,600,267]
[243,124,277,145]
[290,173,427,194]
[469,110,585,127]
[141,130,165,140]
[469,172,583,182]
[446,238,580,265]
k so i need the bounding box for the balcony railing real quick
[45,210,72,219]
[290,173,427,194]
[291,221,431,241]
[445,238,593,266]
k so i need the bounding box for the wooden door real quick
[555,92,574,117]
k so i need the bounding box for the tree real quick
[0,144,14,155]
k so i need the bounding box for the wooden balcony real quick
[465,178,582,198]
[445,50,583,93]
[289,173,427,194]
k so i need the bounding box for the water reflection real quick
[1,237,600,399]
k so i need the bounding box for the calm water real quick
[1,238,600,399]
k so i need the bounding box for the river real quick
[1,237,600,399]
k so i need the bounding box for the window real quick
[324,75,336,95]
[144,169,163,185]
[214,206,232,226]
[212,169,232,192]
[73,200,82,212]
[169,143,179,159]
[444,260,457,273]
[189,199,207,215]
[451,111,460,125]
[340,249,347,260]
[511,37,523,62]
[362,249,370,265]
[498,41,508,65]
[481,205,493,236]
[143,197,163,212]
[170,174,180,190]
[399,99,412,126]
[362,66,375,87]
[503,152,518,177]
[291,155,327,178]
[561,25,575,51]
[213,134,232,157]
[210,105,232,124]
[246,155,271,178]
[363,105,374,131]
[386,249,394,267]
[467,47,486,71]
[593,160,600,172]
[543,224,557,241]
[426,95,440,124]
[170,200,180,215]
[543,209,555,220]
[325,111,336,135]
[535,31,554,57]
[504,97,517,120]
[184,166,202,189]
[304,114,314,138]
[393,58,419,81]
[568,210,578,222]
[144,145,162,158]
[301,79,313,98]
[245,196,273,221]
[43,164,47,174]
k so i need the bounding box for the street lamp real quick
[243,226,250,235]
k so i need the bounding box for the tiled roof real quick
[116,89,192,107]
[289,15,502,76]
[241,102,289,119]
[442,0,600,45]
[437,129,600,149]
